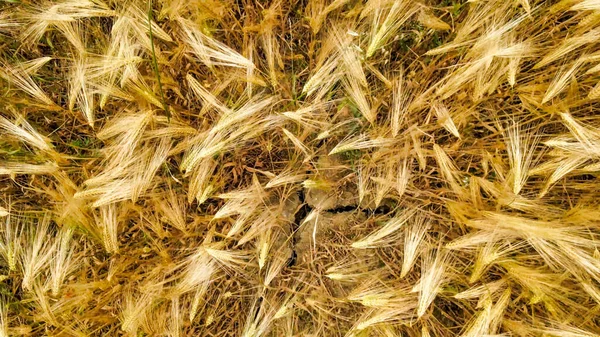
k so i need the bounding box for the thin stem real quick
[148,0,170,121]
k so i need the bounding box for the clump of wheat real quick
[1,0,600,335]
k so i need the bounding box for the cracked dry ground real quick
[263,154,433,332]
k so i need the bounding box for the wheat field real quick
[1,0,600,336]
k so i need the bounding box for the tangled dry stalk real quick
[1,0,600,335]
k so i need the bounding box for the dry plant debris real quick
[2,0,600,336]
